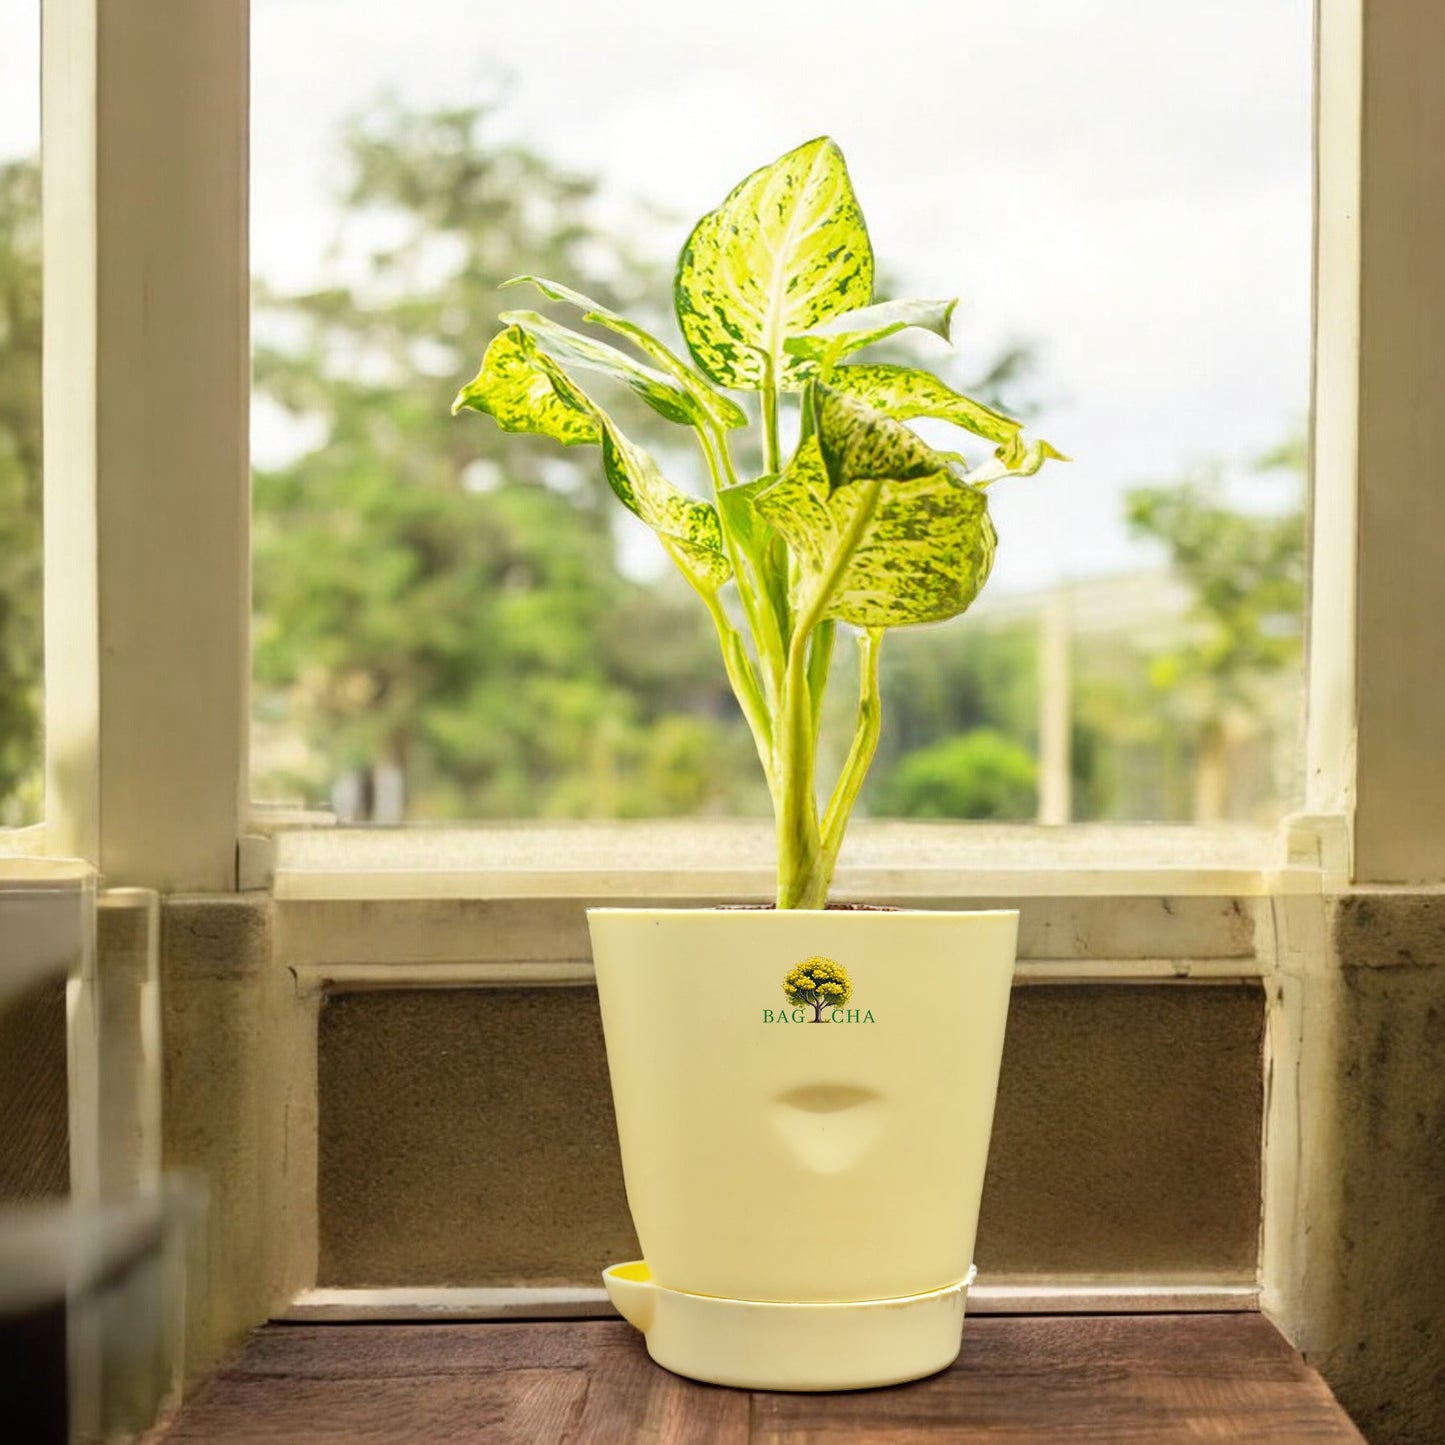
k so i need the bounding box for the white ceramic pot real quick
[589,906,1017,1390]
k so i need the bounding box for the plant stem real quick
[774,622,824,909]
[700,590,773,782]
[773,484,884,909]
[702,419,741,491]
[761,372,781,477]
[700,423,783,710]
[819,627,884,881]
[806,620,835,750]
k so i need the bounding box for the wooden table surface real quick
[146,1314,1364,1443]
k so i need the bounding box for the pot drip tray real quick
[602,1261,976,1392]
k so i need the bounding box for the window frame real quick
[35,0,249,891]
[28,0,1411,894]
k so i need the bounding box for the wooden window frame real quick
[30,1,1440,894]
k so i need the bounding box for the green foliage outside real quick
[856,443,1305,826]
[0,106,1306,836]
[1124,448,1305,821]
[246,103,1070,834]
[782,956,853,1022]
[874,729,1037,820]
[0,158,42,825]
[252,104,766,820]
[1128,474,1303,701]
[855,619,1043,820]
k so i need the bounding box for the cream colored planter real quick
[589,907,1017,1391]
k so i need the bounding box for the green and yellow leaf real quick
[674,137,873,391]
[784,298,957,368]
[754,438,848,589]
[758,431,996,629]
[826,363,1023,449]
[831,468,996,627]
[718,476,790,641]
[499,308,703,428]
[599,420,731,592]
[503,275,747,430]
[964,436,1070,487]
[812,383,944,488]
[717,475,774,562]
[451,325,599,445]
[454,323,729,595]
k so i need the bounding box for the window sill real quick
[265,818,1293,903]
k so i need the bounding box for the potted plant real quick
[454,137,1064,1391]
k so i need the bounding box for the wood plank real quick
[0,978,68,1202]
[752,1316,1363,1443]
[144,1315,1362,1443]
[570,1321,750,1445]
[152,1370,590,1443]
[228,1321,598,1377]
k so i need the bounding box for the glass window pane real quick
[0,5,43,827]
[251,1,1310,824]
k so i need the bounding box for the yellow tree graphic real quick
[783,957,853,1023]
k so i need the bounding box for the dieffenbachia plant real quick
[453,137,1064,908]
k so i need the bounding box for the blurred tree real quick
[252,99,1063,822]
[1126,447,1305,821]
[873,729,1038,820]
[852,620,1039,818]
[870,621,1037,763]
[252,100,751,818]
[0,157,42,825]
[1069,661,1178,820]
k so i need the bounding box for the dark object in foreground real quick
[144,1312,1362,1442]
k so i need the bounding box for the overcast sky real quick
[3,1,1312,594]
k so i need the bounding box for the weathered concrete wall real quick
[1297,895,1445,1445]
[160,896,315,1374]
[318,987,636,1286]
[982,984,1263,1276]
[316,983,1265,1286]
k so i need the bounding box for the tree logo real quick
[763,957,876,1025]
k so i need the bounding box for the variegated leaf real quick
[755,438,848,586]
[718,475,790,633]
[784,298,957,367]
[455,323,730,594]
[503,275,747,430]
[964,436,1070,488]
[813,383,946,488]
[758,434,997,629]
[674,137,873,391]
[826,363,1023,449]
[499,308,701,428]
[832,471,996,627]
[717,476,774,562]
[599,420,731,591]
[451,325,600,445]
